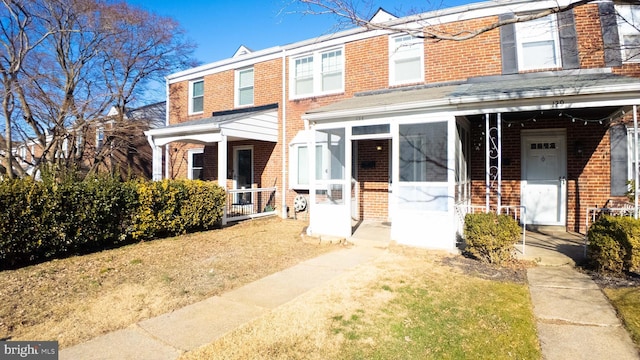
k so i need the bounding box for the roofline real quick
[167,0,589,83]
[303,82,640,122]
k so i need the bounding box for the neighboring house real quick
[146,0,640,250]
[10,101,165,180]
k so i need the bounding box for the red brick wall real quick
[426,16,503,82]
[166,2,640,222]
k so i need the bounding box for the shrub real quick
[587,215,640,274]
[129,179,226,241]
[464,213,521,265]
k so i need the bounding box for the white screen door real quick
[234,146,253,204]
[522,131,567,225]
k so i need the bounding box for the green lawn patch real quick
[604,286,640,346]
[334,273,540,359]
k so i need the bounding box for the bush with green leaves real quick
[463,212,521,265]
[129,179,225,240]
[0,177,225,269]
[587,215,640,274]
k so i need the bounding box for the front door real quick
[234,146,253,204]
[521,130,567,225]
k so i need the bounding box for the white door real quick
[310,128,352,238]
[521,131,567,225]
[233,146,253,204]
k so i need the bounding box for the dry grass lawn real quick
[0,217,337,348]
[181,246,539,360]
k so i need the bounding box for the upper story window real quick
[389,34,424,86]
[515,14,562,71]
[236,67,254,107]
[616,4,640,62]
[96,126,104,148]
[290,47,344,99]
[189,79,204,114]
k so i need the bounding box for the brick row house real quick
[146,0,640,249]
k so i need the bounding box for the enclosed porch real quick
[303,71,640,250]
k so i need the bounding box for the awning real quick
[146,103,279,146]
[303,72,640,122]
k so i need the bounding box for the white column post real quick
[634,105,638,219]
[485,114,490,212]
[218,136,228,225]
[147,134,163,181]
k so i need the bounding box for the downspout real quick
[281,48,288,219]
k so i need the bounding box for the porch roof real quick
[304,71,640,121]
[145,103,278,146]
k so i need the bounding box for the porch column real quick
[218,135,228,226]
[635,105,638,219]
[485,114,490,212]
[152,146,163,181]
[218,135,228,190]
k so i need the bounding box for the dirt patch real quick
[586,270,640,289]
[0,217,338,348]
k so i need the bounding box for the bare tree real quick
[295,0,599,40]
[0,0,195,179]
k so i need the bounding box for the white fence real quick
[224,187,277,223]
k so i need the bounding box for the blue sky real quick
[128,0,478,65]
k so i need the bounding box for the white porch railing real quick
[455,203,527,254]
[225,187,277,223]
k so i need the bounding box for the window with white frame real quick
[96,127,104,148]
[389,34,424,86]
[236,67,254,107]
[290,143,323,189]
[515,14,562,70]
[290,47,344,99]
[616,4,640,62]
[190,79,204,114]
[188,149,204,180]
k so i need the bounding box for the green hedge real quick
[587,215,640,274]
[0,178,225,270]
[463,212,521,265]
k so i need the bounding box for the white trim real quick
[388,33,424,86]
[235,67,254,108]
[187,148,204,180]
[515,13,562,71]
[289,45,345,100]
[188,78,204,115]
[615,3,640,63]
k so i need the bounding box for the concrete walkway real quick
[59,245,385,360]
[528,266,639,360]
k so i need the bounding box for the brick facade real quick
[161,2,640,233]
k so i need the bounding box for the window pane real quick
[321,50,343,92]
[395,57,422,83]
[238,87,253,106]
[352,124,390,136]
[192,81,204,96]
[192,96,203,113]
[239,69,253,87]
[297,146,309,185]
[623,35,640,62]
[316,128,345,181]
[193,153,204,167]
[399,122,448,182]
[521,41,557,69]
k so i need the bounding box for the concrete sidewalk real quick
[59,245,385,360]
[528,266,640,360]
